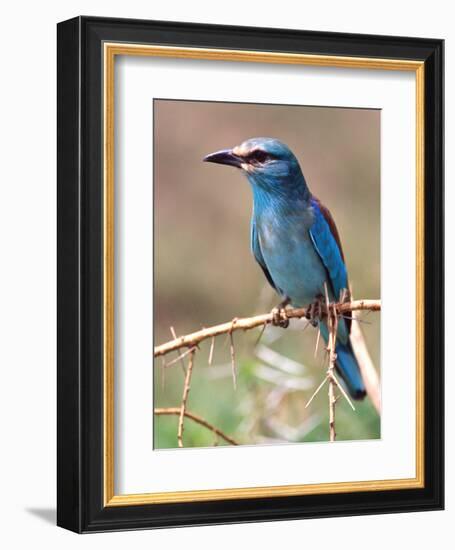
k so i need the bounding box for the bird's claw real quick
[271,306,289,328]
[306,297,323,327]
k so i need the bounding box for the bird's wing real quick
[251,217,278,292]
[309,196,348,303]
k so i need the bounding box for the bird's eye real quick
[249,150,270,164]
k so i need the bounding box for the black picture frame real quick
[57,16,444,533]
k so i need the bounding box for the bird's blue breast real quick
[254,204,328,307]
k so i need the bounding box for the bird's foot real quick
[306,295,324,327]
[271,297,291,328]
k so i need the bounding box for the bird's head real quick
[203,137,308,198]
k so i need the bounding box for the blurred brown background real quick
[154,99,380,448]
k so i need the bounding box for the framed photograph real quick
[57,16,444,532]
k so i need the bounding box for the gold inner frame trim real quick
[103,43,425,507]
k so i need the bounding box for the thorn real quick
[330,373,356,411]
[305,375,329,409]
[164,346,197,368]
[254,323,267,348]
[170,326,186,375]
[342,314,371,325]
[208,336,215,366]
[314,326,321,357]
[229,319,238,390]
[229,332,237,390]
[324,282,330,310]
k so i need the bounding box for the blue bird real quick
[204,137,366,400]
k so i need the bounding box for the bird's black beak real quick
[203,148,243,168]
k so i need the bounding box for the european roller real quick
[204,137,366,400]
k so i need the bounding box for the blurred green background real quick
[153,99,380,448]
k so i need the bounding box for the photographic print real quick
[58,18,444,531]
[153,99,381,449]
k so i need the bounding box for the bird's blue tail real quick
[334,340,366,400]
[319,323,366,400]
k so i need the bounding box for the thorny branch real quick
[155,407,239,446]
[303,287,356,441]
[154,300,381,357]
[327,300,339,442]
[177,349,195,448]
[155,298,381,446]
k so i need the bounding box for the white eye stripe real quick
[233,145,249,157]
[234,144,278,165]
